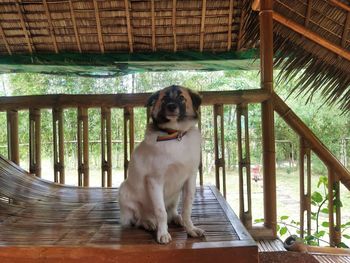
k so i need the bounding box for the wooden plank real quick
[0,89,270,111]
[200,0,207,52]
[68,0,82,53]
[273,12,350,62]
[124,0,133,53]
[93,0,105,53]
[43,0,59,53]
[15,0,33,53]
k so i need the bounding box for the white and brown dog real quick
[119,85,205,244]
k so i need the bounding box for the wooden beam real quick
[200,0,207,52]
[329,0,350,12]
[304,0,312,27]
[260,0,277,238]
[43,0,59,53]
[124,0,133,53]
[342,11,350,48]
[273,12,350,61]
[227,0,234,51]
[0,23,11,55]
[151,0,156,51]
[172,0,177,52]
[0,89,270,111]
[93,0,105,53]
[15,0,33,53]
[68,0,81,53]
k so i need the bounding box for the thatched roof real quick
[0,0,349,111]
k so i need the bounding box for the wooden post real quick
[198,107,203,186]
[123,107,134,179]
[101,107,112,187]
[29,108,41,177]
[77,107,89,187]
[328,168,341,247]
[53,108,65,184]
[7,110,19,165]
[260,0,277,237]
[299,138,311,238]
[237,104,252,229]
[213,104,226,198]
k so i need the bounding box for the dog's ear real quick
[188,89,202,111]
[145,91,160,107]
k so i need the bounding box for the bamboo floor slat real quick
[0,156,258,262]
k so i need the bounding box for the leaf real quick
[322,221,329,227]
[314,230,326,238]
[305,235,315,241]
[317,176,328,188]
[276,225,280,232]
[279,226,288,236]
[280,216,289,220]
[254,218,264,223]
[334,199,343,208]
[311,191,323,203]
[338,242,349,248]
[321,208,329,214]
[343,234,350,239]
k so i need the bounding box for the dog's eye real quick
[178,95,185,101]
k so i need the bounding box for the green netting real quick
[0,50,259,76]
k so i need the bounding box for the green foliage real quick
[256,176,350,248]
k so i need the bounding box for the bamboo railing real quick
[1,90,350,247]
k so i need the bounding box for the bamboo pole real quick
[213,104,226,198]
[6,110,19,164]
[68,0,82,53]
[101,107,112,187]
[123,107,134,179]
[53,108,65,184]
[237,104,252,229]
[198,107,203,186]
[260,0,277,238]
[299,138,311,238]
[0,90,270,110]
[29,108,41,177]
[77,107,89,187]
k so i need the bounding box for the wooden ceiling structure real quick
[0,0,349,111]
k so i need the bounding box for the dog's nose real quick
[166,103,178,112]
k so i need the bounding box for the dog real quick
[118,85,205,244]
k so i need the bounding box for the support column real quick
[260,0,277,237]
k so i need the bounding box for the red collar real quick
[156,129,187,142]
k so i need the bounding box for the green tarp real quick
[0,50,259,76]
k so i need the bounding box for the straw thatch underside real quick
[0,0,349,112]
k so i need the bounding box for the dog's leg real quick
[167,193,183,226]
[146,176,172,244]
[182,175,205,238]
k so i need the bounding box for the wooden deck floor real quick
[0,156,258,262]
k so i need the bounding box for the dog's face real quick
[146,85,202,130]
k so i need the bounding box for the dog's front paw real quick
[186,226,205,238]
[157,231,172,244]
[171,214,184,226]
